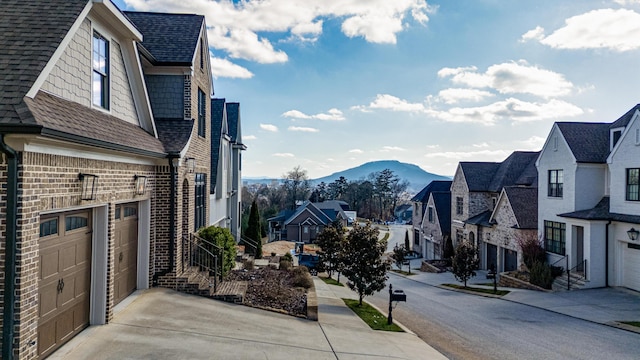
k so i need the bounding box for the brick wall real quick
[2,152,157,358]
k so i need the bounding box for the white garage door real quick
[623,242,640,292]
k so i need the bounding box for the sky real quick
[114,0,640,178]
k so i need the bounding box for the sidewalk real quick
[398,258,640,332]
[50,278,446,360]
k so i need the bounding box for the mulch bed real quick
[226,267,308,317]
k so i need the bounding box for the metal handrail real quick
[240,235,259,253]
[550,254,568,269]
[182,233,222,292]
[567,259,587,290]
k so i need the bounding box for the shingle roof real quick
[225,102,240,143]
[0,0,88,125]
[557,122,610,163]
[155,118,193,154]
[488,151,539,191]
[210,98,225,190]
[558,196,640,224]
[24,91,165,156]
[466,210,492,227]
[123,11,203,65]
[411,180,452,202]
[431,191,451,235]
[459,162,500,192]
[610,104,640,129]
[503,186,538,229]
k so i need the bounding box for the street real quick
[360,224,640,360]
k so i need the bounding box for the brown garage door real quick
[114,202,138,305]
[38,210,92,358]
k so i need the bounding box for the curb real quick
[307,276,319,321]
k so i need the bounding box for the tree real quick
[452,241,479,287]
[197,226,237,277]
[342,222,390,306]
[391,243,408,272]
[443,235,455,260]
[516,232,546,270]
[244,200,262,259]
[316,223,345,279]
[282,165,311,209]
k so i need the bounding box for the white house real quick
[537,105,640,291]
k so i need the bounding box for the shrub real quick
[516,233,546,270]
[197,226,237,277]
[291,266,313,289]
[279,256,293,270]
[529,261,554,289]
[243,259,254,271]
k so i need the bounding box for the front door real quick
[576,226,584,273]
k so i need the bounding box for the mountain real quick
[311,160,451,194]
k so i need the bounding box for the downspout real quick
[153,155,178,285]
[605,220,611,287]
[1,135,18,360]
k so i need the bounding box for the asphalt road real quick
[366,273,640,360]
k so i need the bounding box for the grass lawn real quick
[621,321,640,328]
[342,299,404,332]
[320,276,344,286]
[442,283,510,296]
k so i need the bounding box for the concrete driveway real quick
[50,280,445,360]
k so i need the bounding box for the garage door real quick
[38,210,92,358]
[623,242,640,292]
[114,202,138,306]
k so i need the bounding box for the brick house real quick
[450,151,538,271]
[537,105,640,291]
[0,1,240,358]
[410,180,451,257]
[268,201,350,243]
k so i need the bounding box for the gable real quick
[536,124,576,167]
[285,207,327,226]
[608,109,640,163]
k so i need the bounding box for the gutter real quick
[1,135,18,360]
[153,155,178,285]
[605,220,611,287]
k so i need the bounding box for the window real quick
[200,38,205,69]
[40,218,59,237]
[198,89,206,137]
[456,197,463,215]
[627,168,640,201]
[92,32,109,109]
[65,216,88,231]
[544,220,566,255]
[428,207,434,223]
[612,130,622,148]
[548,170,563,197]
[303,226,309,234]
[414,229,420,246]
[194,173,206,231]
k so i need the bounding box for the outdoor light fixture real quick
[628,228,640,241]
[79,173,98,200]
[186,157,196,173]
[134,175,147,195]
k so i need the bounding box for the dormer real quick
[611,127,624,151]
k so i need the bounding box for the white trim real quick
[26,0,93,99]
[608,110,640,163]
[93,0,142,40]
[90,205,108,325]
[137,199,151,290]
[121,39,157,136]
[5,135,160,166]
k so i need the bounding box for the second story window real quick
[194,173,206,231]
[548,169,563,197]
[92,32,109,109]
[627,168,639,201]
[428,207,434,223]
[198,89,206,137]
[456,197,463,215]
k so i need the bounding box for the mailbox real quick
[391,289,406,302]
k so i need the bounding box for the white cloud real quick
[283,108,345,121]
[243,135,257,140]
[472,142,490,148]
[273,153,295,158]
[288,126,319,132]
[349,149,364,154]
[437,88,494,104]
[518,136,546,149]
[381,146,406,152]
[210,56,253,79]
[438,61,574,98]
[432,98,583,125]
[539,9,640,51]
[357,94,425,112]
[520,26,545,42]
[124,0,434,67]
[260,124,278,132]
[614,0,640,4]
[424,149,510,160]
